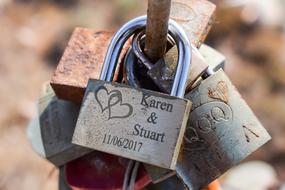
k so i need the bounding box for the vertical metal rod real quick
[145,0,171,62]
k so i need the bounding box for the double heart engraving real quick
[94,86,133,120]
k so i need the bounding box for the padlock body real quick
[50,28,126,103]
[39,83,92,166]
[176,69,271,189]
[72,79,192,169]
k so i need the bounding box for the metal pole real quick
[145,0,171,62]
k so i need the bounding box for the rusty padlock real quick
[175,68,271,189]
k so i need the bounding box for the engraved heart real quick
[94,86,133,120]
[208,81,229,103]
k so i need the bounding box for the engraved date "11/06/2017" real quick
[102,133,143,152]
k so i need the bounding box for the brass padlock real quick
[72,16,193,169]
[175,69,271,189]
[37,82,92,166]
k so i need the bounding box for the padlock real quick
[129,31,208,93]
[175,68,271,189]
[72,15,193,169]
[50,29,126,103]
[38,81,92,166]
[50,0,215,103]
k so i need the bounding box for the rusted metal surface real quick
[72,79,191,169]
[171,0,216,47]
[145,0,171,62]
[50,28,125,103]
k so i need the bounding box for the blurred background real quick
[0,0,284,189]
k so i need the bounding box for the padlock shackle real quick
[131,31,176,71]
[101,15,192,97]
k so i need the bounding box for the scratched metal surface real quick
[176,69,271,189]
[50,28,129,103]
[73,79,191,169]
[39,83,92,166]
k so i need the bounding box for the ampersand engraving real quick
[147,112,158,124]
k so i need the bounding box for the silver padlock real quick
[72,15,193,169]
[36,82,92,166]
[175,68,271,189]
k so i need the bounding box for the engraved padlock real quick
[72,15,193,169]
[36,82,92,166]
[175,68,271,189]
